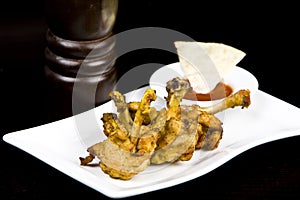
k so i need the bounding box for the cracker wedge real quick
[174,41,246,93]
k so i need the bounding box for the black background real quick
[1,1,300,199]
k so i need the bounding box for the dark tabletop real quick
[1,1,300,199]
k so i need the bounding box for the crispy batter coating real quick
[130,89,157,146]
[136,108,167,154]
[88,140,151,180]
[81,88,161,180]
[151,78,197,164]
[151,106,199,164]
[128,101,158,125]
[80,77,252,180]
[101,113,135,152]
[109,91,133,133]
[165,77,192,120]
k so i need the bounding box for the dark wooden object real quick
[44,0,118,120]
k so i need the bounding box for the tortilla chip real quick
[174,41,246,93]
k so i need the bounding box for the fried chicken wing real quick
[130,89,157,146]
[194,89,251,150]
[151,79,251,163]
[80,77,252,180]
[165,77,193,119]
[109,91,133,133]
[198,89,251,114]
[151,78,198,164]
[195,109,223,150]
[101,113,135,151]
[86,139,151,180]
[128,101,158,125]
[151,106,199,164]
[80,88,162,180]
[136,108,167,153]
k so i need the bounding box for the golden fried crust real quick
[195,123,206,149]
[136,126,160,154]
[226,89,251,109]
[128,102,158,125]
[130,89,157,145]
[151,106,200,164]
[101,113,135,152]
[165,77,192,120]
[198,111,223,131]
[201,130,223,150]
[179,146,196,161]
[196,111,223,150]
[87,140,152,180]
[155,117,180,150]
[133,89,157,126]
[179,131,199,161]
[99,162,136,180]
[101,113,117,137]
[128,101,140,111]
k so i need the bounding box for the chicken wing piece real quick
[195,109,223,150]
[165,77,192,120]
[136,108,167,154]
[130,88,157,146]
[109,91,133,132]
[101,113,135,152]
[128,101,158,125]
[151,106,199,164]
[86,139,152,180]
[80,88,160,180]
[193,89,251,150]
[80,77,252,179]
[151,78,197,164]
[198,89,251,114]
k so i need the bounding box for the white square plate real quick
[3,66,300,198]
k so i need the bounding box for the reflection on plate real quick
[3,65,300,198]
[149,62,259,106]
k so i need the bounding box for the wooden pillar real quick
[44,0,118,121]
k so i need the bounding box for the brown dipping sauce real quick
[184,82,233,101]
